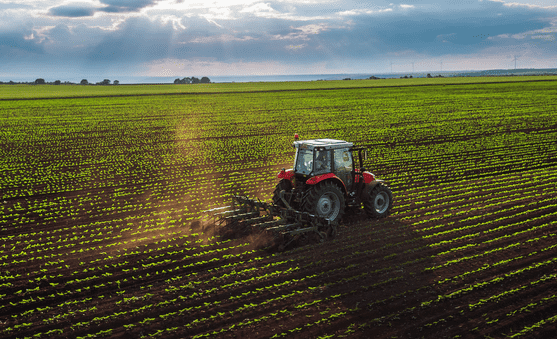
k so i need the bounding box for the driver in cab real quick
[314,151,330,173]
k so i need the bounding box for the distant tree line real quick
[174,77,210,84]
[79,79,119,85]
[0,79,120,85]
[1,77,211,85]
[1,77,215,85]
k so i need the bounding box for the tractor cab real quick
[291,139,368,193]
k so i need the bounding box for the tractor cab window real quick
[295,148,331,175]
[314,150,331,175]
[334,148,353,187]
[295,148,314,175]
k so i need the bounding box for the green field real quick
[2,77,556,201]
[1,77,556,338]
[1,75,556,99]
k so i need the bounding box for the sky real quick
[1,0,557,82]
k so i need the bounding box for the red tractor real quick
[273,138,393,223]
[213,136,393,248]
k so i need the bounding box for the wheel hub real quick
[316,193,340,219]
[374,191,389,214]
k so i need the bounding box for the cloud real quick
[240,3,278,16]
[271,23,329,40]
[285,43,307,50]
[143,57,347,76]
[46,23,73,41]
[189,34,256,43]
[0,2,33,10]
[47,0,163,17]
[489,0,557,9]
[338,1,553,57]
[98,0,161,13]
[144,58,289,76]
[83,16,175,70]
[48,3,96,17]
[338,8,393,16]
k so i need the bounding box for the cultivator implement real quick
[209,195,338,250]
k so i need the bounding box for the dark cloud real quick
[131,1,553,70]
[48,3,96,17]
[0,30,43,55]
[86,16,173,66]
[47,0,161,17]
[0,28,46,78]
[98,0,160,13]
[47,24,73,42]
[286,1,555,61]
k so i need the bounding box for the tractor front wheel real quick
[304,181,345,223]
[364,183,393,218]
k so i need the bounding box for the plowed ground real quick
[2,167,556,339]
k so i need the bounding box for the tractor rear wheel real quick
[272,179,293,208]
[364,183,393,218]
[303,181,345,223]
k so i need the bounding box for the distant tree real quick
[100,79,110,85]
[427,73,432,78]
[113,80,119,85]
[35,78,46,85]
[54,80,61,85]
[174,77,192,84]
[200,76,210,83]
[191,77,200,84]
[81,79,89,85]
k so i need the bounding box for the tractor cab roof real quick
[293,139,354,151]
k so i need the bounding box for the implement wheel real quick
[303,181,345,223]
[364,184,393,218]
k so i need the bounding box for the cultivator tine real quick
[254,219,285,230]
[266,222,302,233]
[203,205,233,213]
[225,211,260,222]
[254,216,285,230]
[287,226,318,236]
[211,193,340,250]
[242,215,273,226]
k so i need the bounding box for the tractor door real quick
[333,148,354,190]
